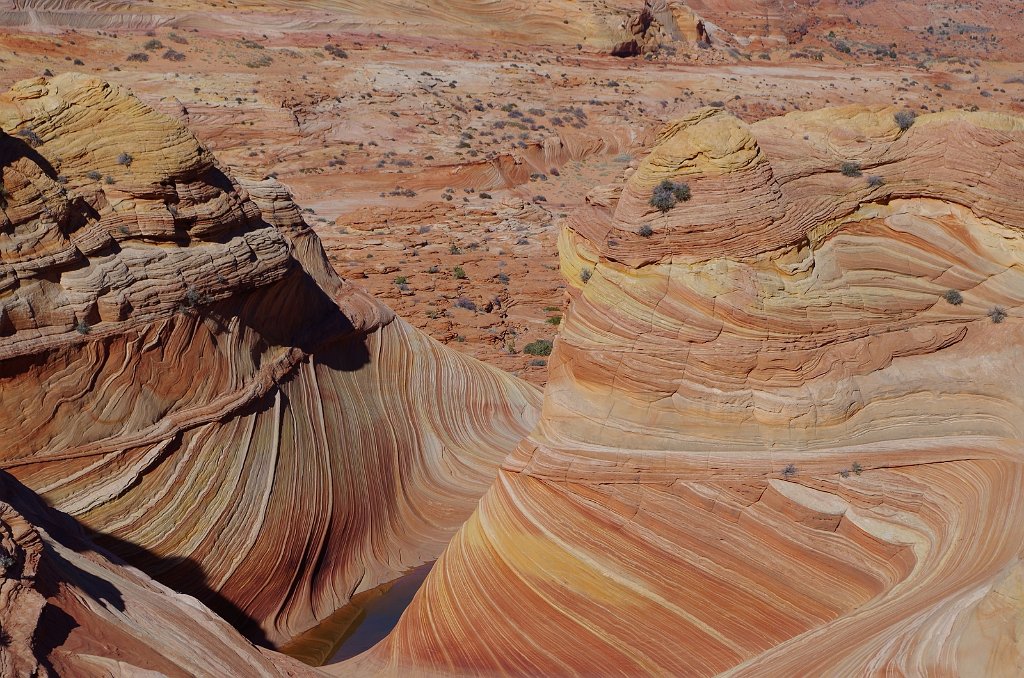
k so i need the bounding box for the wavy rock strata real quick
[349,106,1024,675]
[0,72,540,656]
[0,470,320,676]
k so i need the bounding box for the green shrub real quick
[546,315,561,325]
[393,275,408,285]
[841,162,862,177]
[453,266,467,279]
[650,179,691,212]
[246,54,273,68]
[523,339,553,356]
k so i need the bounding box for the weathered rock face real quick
[0,471,318,677]
[347,107,1024,675]
[0,73,540,651]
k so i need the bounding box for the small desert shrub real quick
[943,289,964,305]
[638,224,654,237]
[117,152,133,166]
[529,359,547,367]
[546,315,561,325]
[393,275,408,285]
[840,162,863,177]
[104,175,116,185]
[163,49,186,62]
[454,297,477,311]
[180,285,211,312]
[73,58,84,66]
[452,266,467,279]
[246,54,273,68]
[143,39,164,51]
[580,267,592,283]
[168,32,188,44]
[479,192,492,199]
[75,320,91,335]
[126,52,149,62]
[449,244,461,254]
[781,463,797,479]
[989,306,1007,323]
[324,44,348,59]
[523,339,553,356]
[16,128,42,147]
[851,461,863,475]
[866,175,885,187]
[86,170,102,181]
[894,109,917,131]
[427,265,439,274]
[497,272,510,284]
[650,179,691,212]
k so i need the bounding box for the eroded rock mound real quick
[347,107,1024,675]
[0,73,540,653]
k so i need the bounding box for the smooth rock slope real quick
[348,106,1024,676]
[0,72,540,657]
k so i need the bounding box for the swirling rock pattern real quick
[0,73,540,651]
[349,107,1024,675]
[0,471,316,677]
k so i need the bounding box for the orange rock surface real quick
[0,73,539,655]
[346,107,1024,675]
[3,2,1024,675]
[3,1,1022,383]
[0,470,317,676]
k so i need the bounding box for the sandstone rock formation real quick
[0,72,540,654]
[0,470,319,676]
[346,107,1024,675]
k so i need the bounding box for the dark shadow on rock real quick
[0,470,272,648]
[217,264,372,374]
[87,530,274,648]
[0,132,59,179]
